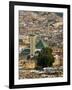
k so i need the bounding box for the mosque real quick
[22,33,48,58]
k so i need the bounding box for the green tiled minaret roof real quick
[36,39,48,49]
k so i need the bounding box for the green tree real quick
[36,47,54,68]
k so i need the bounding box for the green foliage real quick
[36,47,54,68]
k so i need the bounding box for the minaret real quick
[29,30,37,56]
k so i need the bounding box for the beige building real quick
[19,60,36,69]
[53,55,61,67]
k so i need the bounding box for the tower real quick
[29,34,37,56]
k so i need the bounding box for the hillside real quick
[19,11,63,48]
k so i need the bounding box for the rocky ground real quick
[19,69,63,79]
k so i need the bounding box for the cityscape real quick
[19,10,63,79]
